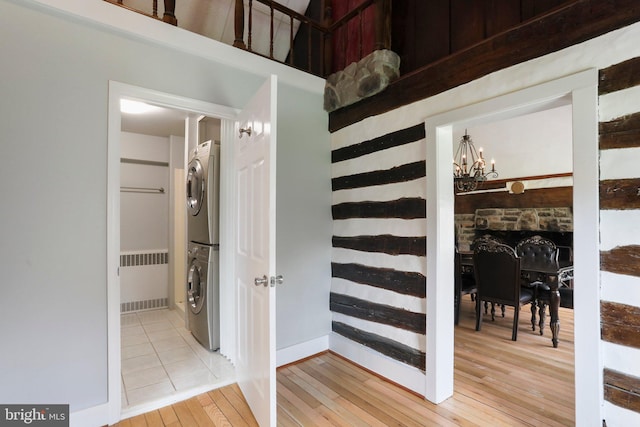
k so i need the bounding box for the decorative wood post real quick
[162,0,177,25]
[374,0,391,50]
[233,0,247,49]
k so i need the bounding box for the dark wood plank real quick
[599,111,640,149]
[330,292,426,333]
[331,262,426,297]
[332,321,426,370]
[332,234,426,256]
[455,186,573,214]
[600,245,640,277]
[329,0,640,132]
[332,197,426,219]
[604,369,640,412]
[331,124,425,163]
[332,160,425,190]
[600,178,640,210]
[601,301,640,349]
[599,56,640,95]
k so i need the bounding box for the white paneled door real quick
[235,75,278,427]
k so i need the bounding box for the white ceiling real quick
[121,104,189,137]
[123,0,311,61]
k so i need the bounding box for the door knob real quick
[254,275,268,287]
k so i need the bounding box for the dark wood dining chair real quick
[473,242,536,341]
[455,249,477,325]
[472,234,506,316]
[515,235,559,333]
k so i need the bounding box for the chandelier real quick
[453,130,498,192]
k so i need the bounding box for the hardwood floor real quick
[113,297,575,426]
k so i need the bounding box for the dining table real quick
[459,251,573,348]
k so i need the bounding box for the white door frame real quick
[106,81,239,424]
[424,69,602,424]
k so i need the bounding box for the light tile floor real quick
[120,308,234,411]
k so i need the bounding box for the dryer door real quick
[187,259,206,314]
[186,158,205,216]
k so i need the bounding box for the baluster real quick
[307,21,312,71]
[233,0,246,49]
[162,0,177,25]
[358,10,363,59]
[152,0,158,18]
[248,0,253,51]
[270,5,274,58]
[374,0,391,50]
[289,16,294,65]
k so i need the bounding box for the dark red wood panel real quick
[450,0,485,52]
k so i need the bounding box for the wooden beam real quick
[601,300,640,349]
[332,234,426,256]
[600,178,640,210]
[331,262,426,297]
[604,368,640,413]
[455,187,573,214]
[330,292,425,333]
[599,111,640,150]
[332,161,425,191]
[600,245,640,277]
[598,56,640,95]
[329,0,640,132]
[331,124,425,163]
[332,321,425,370]
[332,197,426,219]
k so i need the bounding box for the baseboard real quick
[329,332,426,396]
[70,402,109,427]
[276,335,329,367]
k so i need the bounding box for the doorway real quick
[107,81,240,423]
[424,69,602,423]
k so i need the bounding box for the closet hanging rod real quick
[120,186,165,194]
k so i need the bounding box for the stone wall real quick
[456,207,573,250]
[324,49,400,112]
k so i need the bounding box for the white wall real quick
[0,0,330,420]
[120,132,170,251]
[455,104,573,181]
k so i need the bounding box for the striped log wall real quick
[598,56,640,417]
[331,124,427,371]
[330,23,640,423]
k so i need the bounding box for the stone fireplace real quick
[455,207,573,251]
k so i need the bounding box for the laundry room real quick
[119,104,221,316]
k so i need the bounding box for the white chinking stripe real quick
[599,147,640,180]
[332,179,427,204]
[332,247,426,275]
[602,341,640,378]
[599,85,640,122]
[331,277,426,314]
[332,312,426,352]
[332,140,425,178]
[599,210,640,251]
[333,218,426,237]
[601,271,640,308]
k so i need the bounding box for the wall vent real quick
[120,298,169,313]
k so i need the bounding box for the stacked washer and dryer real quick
[185,140,220,351]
